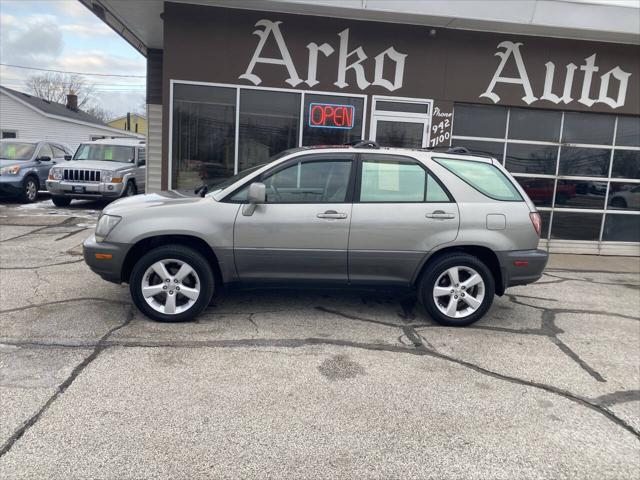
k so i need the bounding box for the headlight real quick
[49,168,62,180]
[102,171,123,183]
[0,165,20,175]
[95,214,122,242]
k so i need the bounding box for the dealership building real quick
[82,0,639,255]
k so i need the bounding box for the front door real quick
[348,153,460,285]
[370,97,432,148]
[233,153,355,283]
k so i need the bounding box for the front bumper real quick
[83,234,130,283]
[497,249,549,290]
[46,180,124,198]
[0,176,24,196]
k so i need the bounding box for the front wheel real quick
[418,254,495,327]
[130,245,214,322]
[21,177,38,203]
[122,181,137,197]
[52,196,71,207]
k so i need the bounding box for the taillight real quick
[529,212,542,237]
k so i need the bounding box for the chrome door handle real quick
[426,210,455,219]
[317,210,347,219]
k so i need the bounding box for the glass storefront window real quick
[611,150,640,179]
[172,84,236,189]
[602,214,640,242]
[555,180,606,209]
[539,211,551,239]
[608,183,640,211]
[238,90,300,172]
[558,147,610,177]
[515,177,555,207]
[616,116,640,147]
[562,112,615,145]
[454,140,504,161]
[375,121,424,148]
[508,108,561,142]
[551,212,603,241]
[452,103,507,138]
[302,94,364,146]
[505,144,557,175]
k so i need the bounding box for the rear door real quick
[348,153,459,285]
[233,153,355,283]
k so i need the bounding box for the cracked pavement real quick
[0,198,639,479]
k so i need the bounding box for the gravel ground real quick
[0,197,639,479]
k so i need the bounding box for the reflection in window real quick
[172,84,236,189]
[238,90,300,172]
[611,150,640,179]
[608,183,640,211]
[558,147,610,177]
[452,103,507,138]
[539,210,551,239]
[555,180,606,209]
[263,160,352,203]
[616,116,640,147]
[505,144,557,175]
[302,94,364,146]
[562,112,615,145]
[375,121,423,148]
[602,214,640,242]
[515,177,555,207]
[551,212,602,241]
[454,140,504,162]
[508,108,561,142]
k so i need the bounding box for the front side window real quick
[138,148,146,165]
[38,144,54,159]
[359,156,451,202]
[263,159,352,203]
[0,142,35,161]
[436,157,522,201]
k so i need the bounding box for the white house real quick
[0,86,143,152]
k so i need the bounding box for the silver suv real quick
[83,144,547,326]
[46,138,146,206]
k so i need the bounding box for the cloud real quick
[55,51,145,76]
[55,1,93,18]
[60,23,113,37]
[0,14,63,65]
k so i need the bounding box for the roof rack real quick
[346,140,380,149]
[424,145,496,160]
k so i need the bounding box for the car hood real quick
[0,159,30,168]
[104,190,204,215]
[63,160,132,170]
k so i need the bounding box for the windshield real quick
[0,142,36,161]
[209,163,265,195]
[74,144,135,163]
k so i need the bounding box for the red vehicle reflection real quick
[520,179,576,205]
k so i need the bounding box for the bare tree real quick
[84,104,113,123]
[25,72,95,108]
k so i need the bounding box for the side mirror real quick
[64,155,72,161]
[37,156,51,162]
[242,182,266,216]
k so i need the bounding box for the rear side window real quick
[435,157,523,201]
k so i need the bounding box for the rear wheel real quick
[130,245,214,322]
[21,177,38,203]
[418,253,495,327]
[52,196,71,207]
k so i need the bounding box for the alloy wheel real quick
[25,180,37,201]
[432,266,485,319]
[141,258,201,315]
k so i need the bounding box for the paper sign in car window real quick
[7,145,16,159]
[104,147,113,160]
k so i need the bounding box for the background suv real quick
[83,145,547,327]
[46,138,146,206]
[0,139,71,202]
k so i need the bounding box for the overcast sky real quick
[0,0,145,120]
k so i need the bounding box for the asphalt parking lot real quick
[0,197,639,479]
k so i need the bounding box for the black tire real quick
[51,196,72,207]
[418,253,495,327]
[20,176,39,203]
[129,245,214,322]
[123,181,137,197]
[610,197,627,209]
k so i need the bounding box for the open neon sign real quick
[308,103,355,129]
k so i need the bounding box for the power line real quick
[0,63,146,78]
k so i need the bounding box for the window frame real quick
[223,152,357,205]
[354,153,454,204]
[1,130,17,139]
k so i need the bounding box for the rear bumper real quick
[497,249,549,290]
[83,234,130,283]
